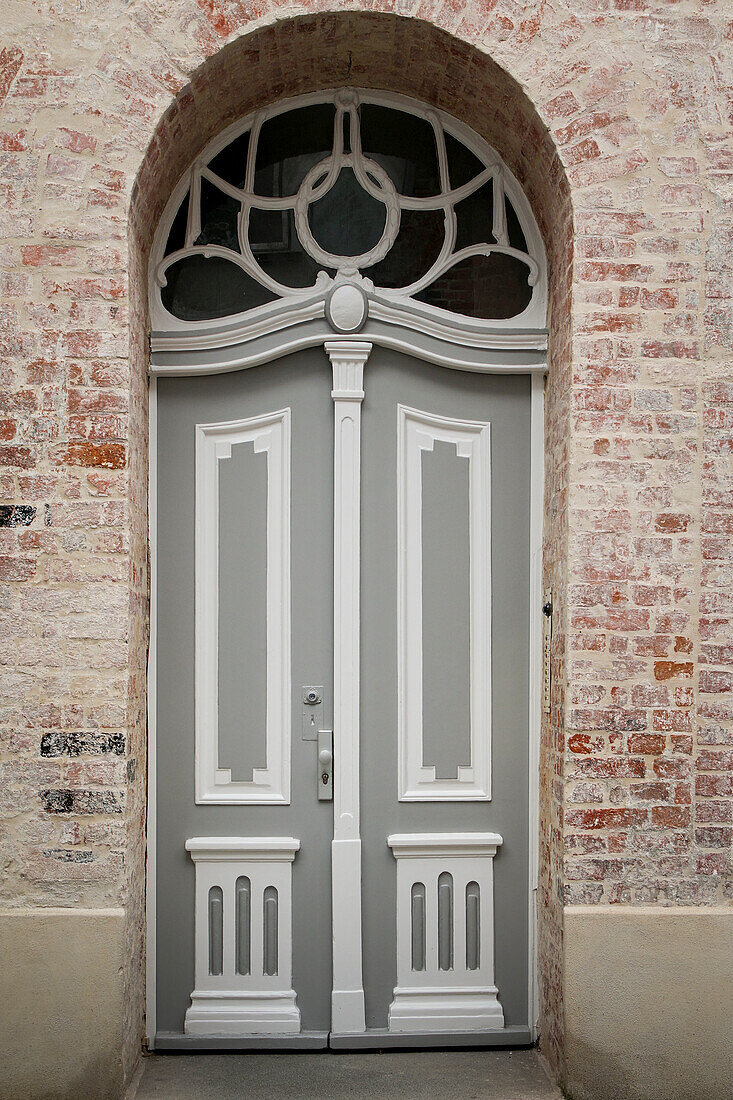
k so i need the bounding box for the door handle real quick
[317,729,333,801]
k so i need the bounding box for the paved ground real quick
[132,1050,562,1099]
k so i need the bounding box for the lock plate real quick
[317,729,333,801]
[301,685,324,742]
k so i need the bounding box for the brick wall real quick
[0,0,730,1085]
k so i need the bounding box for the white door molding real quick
[397,405,492,802]
[195,409,291,804]
[325,338,372,1034]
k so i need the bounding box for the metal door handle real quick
[317,730,333,801]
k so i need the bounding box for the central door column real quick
[326,338,372,1034]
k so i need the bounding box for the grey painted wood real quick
[360,349,531,1030]
[156,351,334,1034]
[156,345,532,1042]
[218,441,268,781]
[421,440,471,780]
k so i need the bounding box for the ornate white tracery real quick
[149,89,547,352]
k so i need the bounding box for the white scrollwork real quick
[150,89,548,339]
[294,155,401,271]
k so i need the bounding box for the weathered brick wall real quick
[0,0,730,1086]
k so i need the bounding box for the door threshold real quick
[154,1031,329,1051]
[329,1025,532,1050]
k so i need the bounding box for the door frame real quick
[144,339,545,1048]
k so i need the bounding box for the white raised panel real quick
[397,405,491,801]
[185,837,301,1035]
[195,409,291,804]
[387,833,504,1033]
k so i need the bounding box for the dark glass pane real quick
[365,208,445,289]
[415,252,533,320]
[248,206,290,251]
[505,196,528,253]
[454,180,496,252]
[165,191,189,256]
[308,169,386,258]
[249,209,333,289]
[445,132,484,190]
[254,104,335,197]
[161,255,277,321]
[359,104,440,198]
[194,178,240,252]
[208,130,251,190]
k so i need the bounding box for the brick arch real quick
[0,0,728,1094]
[128,9,573,1079]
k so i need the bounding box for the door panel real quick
[156,350,334,1036]
[155,343,533,1042]
[360,349,531,1030]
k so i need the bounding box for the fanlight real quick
[150,89,547,344]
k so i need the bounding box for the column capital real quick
[325,339,373,401]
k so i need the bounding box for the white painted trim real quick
[185,837,301,1036]
[151,326,547,377]
[195,409,291,804]
[397,406,491,801]
[145,376,158,1050]
[150,316,547,361]
[325,338,371,1034]
[186,837,300,861]
[148,88,547,344]
[527,372,544,1039]
[387,832,504,1032]
[387,833,503,858]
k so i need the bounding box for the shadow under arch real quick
[131,8,572,1081]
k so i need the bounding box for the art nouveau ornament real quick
[149,89,547,348]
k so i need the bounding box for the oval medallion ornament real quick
[326,283,368,333]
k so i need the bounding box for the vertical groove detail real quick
[235,876,251,975]
[410,882,426,971]
[466,881,480,971]
[263,885,279,976]
[208,885,223,976]
[438,871,454,971]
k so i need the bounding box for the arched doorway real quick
[147,87,547,1048]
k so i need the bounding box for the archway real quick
[131,7,572,1076]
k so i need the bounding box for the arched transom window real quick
[150,89,547,348]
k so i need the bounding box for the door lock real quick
[301,685,324,741]
[317,730,333,801]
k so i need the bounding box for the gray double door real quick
[155,345,531,1044]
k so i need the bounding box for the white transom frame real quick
[398,404,492,802]
[148,88,548,349]
[195,409,291,804]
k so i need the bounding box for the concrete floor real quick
[132,1050,562,1099]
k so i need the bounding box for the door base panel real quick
[329,1026,532,1049]
[387,986,504,1033]
[155,1031,329,1050]
[185,990,300,1036]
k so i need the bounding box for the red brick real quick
[628,733,666,754]
[654,661,694,681]
[54,442,126,469]
[566,808,648,829]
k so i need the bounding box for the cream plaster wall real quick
[0,909,125,1100]
[563,905,733,1100]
